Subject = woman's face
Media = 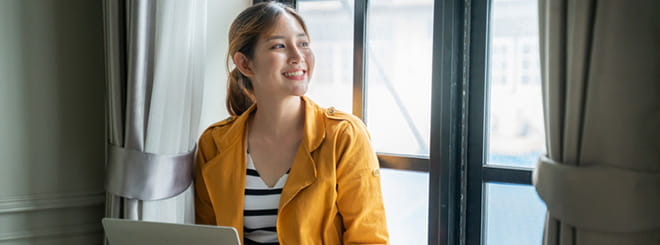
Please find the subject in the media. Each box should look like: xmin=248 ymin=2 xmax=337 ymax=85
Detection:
xmin=247 ymin=13 xmax=315 ymax=100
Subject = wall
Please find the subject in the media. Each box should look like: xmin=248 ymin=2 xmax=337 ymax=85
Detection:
xmin=200 ymin=0 xmax=251 ymax=131
xmin=0 ymin=0 xmax=106 ymax=244
xmin=0 ymin=0 xmax=249 ymax=244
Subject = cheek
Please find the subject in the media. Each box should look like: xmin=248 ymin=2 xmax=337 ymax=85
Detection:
xmin=306 ymin=52 xmax=315 ymax=74
xmin=255 ymin=53 xmax=285 ymax=75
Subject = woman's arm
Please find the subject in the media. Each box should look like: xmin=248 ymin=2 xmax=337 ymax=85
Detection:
xmin=335 ymin=120 xmax=390 ymax=244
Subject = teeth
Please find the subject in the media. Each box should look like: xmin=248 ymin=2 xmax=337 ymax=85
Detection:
xmin=284 ymin=71 xmax=304 ymax=77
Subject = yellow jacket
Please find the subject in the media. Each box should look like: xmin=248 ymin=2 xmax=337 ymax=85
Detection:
xmin=194 ymin=96 xmax=389 ymax=244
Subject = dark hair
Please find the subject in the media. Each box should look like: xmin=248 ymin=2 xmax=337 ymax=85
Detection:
xmin=225 ymin=2 xmax=310 ymax=116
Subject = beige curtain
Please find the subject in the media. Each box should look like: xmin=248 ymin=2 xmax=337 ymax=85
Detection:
xmin=533 ymin=0 xmax=660 ymax=244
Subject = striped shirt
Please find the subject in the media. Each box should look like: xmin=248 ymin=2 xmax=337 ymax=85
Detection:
xmin=244 ymin=154 xmax=289 ymax=245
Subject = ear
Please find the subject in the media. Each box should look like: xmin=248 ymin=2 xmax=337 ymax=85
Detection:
xmin=233 ymin=52 xmax=255 ymax=78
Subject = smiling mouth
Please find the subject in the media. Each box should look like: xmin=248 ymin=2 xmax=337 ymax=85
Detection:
xmin=283 ymin=70 xmax=304 ymax=76
xmin=282 ymin=70 xmax=306 ymax=80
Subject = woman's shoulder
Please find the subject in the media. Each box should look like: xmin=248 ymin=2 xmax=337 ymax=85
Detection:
xmin=208 ymin=116 xmax=237 ymax=129
xmin=196 ymin=116 xmax=240 ymax=161
xmin=319 ymin=106 xmax=370 ymax=140
xmin=323 ymin=107 xmax=361 ymax=127
xmin=198 ymin=116 xmax=237 ymax=146
xmin=304 ymin=96 xmax=359 ymax=126
xmin=202 ymin=116 xmax=236 ymax=134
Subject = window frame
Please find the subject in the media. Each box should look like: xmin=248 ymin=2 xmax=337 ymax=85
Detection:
xmin=275 ymin=0 xmax=538 ymax=244
xmin=254 ymin=0 xmax=296 ymax=8
xmin=465 ymin=0 xmax=537 ymax=244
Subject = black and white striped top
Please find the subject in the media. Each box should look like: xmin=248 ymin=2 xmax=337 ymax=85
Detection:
xmin=244 ymin=154 xmax=289 ymax=245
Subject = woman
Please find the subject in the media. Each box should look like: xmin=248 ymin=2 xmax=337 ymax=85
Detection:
xmin=194 ymin=2 xmax=389 ymax=244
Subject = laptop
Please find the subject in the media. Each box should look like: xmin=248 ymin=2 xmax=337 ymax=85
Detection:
xmin=102 ymin=218 xmax=240 ymax=245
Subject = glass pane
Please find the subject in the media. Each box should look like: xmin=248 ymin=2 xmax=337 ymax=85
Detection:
xmin=298 ymin=0 xmax=354 ymax=113
xmin=380 ymin=169 xmax=428 ymax=245
xmin=365 ymin=0 xmax=433 ymax=156
xmin=487 ymin=0 xmax=546 ymax=167
xmin=485 ymin=183 xmax=546 ymax=245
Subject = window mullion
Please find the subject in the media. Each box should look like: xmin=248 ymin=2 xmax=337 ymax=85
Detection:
xmin=466 ymin=0 xmax=491 ymax=244
xmin=482 ymin=166 xmax=533 ymax=185
xmin=377 ymin=154 xmax=429 ymax=172
xmin=428 ymin=0 xmax=467 ymax=244
xmin=256 ymin=0 xmax=296 ymax=8
xmin=352 ymin=0 xmax=367 ymax=121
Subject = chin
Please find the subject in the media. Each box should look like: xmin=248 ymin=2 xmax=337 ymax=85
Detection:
xmin=289 ymin=80 xmax=309 ymax=96
xmin=291 ymin=88 xmax=308 ymax=97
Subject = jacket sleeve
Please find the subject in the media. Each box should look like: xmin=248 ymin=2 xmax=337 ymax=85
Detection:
xmin=335 ymin=120 xmax=390 ymax=244
xmin=194 ymin=130 xmax=216 ymax=225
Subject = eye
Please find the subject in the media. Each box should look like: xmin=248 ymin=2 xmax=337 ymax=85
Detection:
xmin=300 ymin=41 xmax=310 ymax=48
xmin=271 ymin=43 xmax=285 ymax=49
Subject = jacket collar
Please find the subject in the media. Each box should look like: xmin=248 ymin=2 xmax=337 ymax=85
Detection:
xmin=212 ymin=96 xmax=326 ymax=154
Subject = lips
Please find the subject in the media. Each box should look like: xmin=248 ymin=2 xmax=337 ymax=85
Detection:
xmin=282 ymin=69 xmax=307 ymax=80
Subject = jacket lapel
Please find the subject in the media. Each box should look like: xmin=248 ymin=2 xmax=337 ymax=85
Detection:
xmin=279 ymin=96 xmax=326 ymax=210
xmin=201 ymin=105 xmax=255 ymax=239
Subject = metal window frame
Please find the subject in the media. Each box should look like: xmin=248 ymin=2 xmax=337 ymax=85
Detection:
xmin=253 ymin=0 xmax=296 ymax=8
xmin=353 ymin=0 xmax=432 ymax=174
xmin=352 ymin=0 xmax=367 ymax=122
xmin=427 ymin=0 xmax=469 ymax=244
xmin=464 ymin=0 xmax=535 ymax=244
xmin=465 ymin=0 xmax=489 ymax=243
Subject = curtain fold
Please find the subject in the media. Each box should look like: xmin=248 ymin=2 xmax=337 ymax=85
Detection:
xmin=533 ymin=0 xmax=660 ymax=244
xmin=103 ymin=0 xmax=207 ymax=226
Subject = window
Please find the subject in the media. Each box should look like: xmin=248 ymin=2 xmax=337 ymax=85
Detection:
xmin=282 ymin=0 xmax=547 ymax=244
xmin=484 ymin=183 xmax=545 ymax=245
xmin=366 ymin=0 xmax=433 ymax=157
xmin=298 ymin=0 xmax=432 ymax=244
xmin=297 ymin=0 xmax=354 ymax=113
xmin=467 ymin=0 xmax=546 ymax=244
xmin=486 ymin=0 xmax=545 ymax=169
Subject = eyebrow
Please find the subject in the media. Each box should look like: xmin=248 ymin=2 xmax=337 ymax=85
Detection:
xmin=265 ymin=33 xmax=307 ymax=41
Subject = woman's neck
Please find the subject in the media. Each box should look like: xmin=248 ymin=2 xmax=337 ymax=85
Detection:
xmin=249 ymin=96 xmax=305 ymax=140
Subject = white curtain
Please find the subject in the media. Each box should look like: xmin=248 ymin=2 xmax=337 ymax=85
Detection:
xmin=103 ymin=0 xmax=207 ymax=225
xmin=140 ymin=0 xmax=206 ymax=223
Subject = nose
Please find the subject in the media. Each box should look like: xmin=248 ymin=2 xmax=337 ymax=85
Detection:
xmin=288 ymin=46 xmax=304 ymax=64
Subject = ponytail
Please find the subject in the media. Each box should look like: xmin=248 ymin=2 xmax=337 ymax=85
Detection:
xmin=226 ymin=68 xmax=254 ymax=116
